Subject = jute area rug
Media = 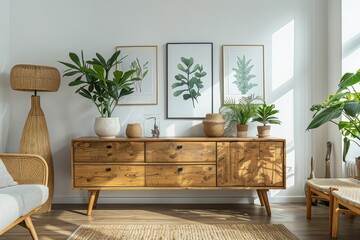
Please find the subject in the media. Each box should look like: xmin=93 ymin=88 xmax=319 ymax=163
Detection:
xmin=67 ymin=224 xmax=298 ymax=240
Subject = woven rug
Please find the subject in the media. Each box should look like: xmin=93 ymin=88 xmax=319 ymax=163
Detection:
xmin=67 ymin=224 xmax=298 ymax=240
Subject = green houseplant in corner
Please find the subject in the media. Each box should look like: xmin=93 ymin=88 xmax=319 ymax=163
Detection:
xmin=219 ymin=94 xmax=262 ymax=137
xmin=252 ymin=102 xmax=281 ymax=138
xmin=59 ymin=50 xmax=137 ymax=138
xmin=307 ymin=69 xmax=360 ymax=162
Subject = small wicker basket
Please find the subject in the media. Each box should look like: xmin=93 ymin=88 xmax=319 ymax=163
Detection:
xmin=203 ymin=114 xmax=225 ymax=137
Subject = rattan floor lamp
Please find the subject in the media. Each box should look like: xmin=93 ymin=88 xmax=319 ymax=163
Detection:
xmin=10 ymin=64 xmax=60 ymax=212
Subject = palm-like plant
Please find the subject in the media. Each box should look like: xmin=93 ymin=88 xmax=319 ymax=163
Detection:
xmin=220 ymin=94 xmax=263 ymax=125
xmin=252 ymin=103 xmax=281 ymax=126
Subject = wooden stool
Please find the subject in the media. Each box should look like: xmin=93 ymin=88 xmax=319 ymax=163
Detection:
xmin=306 ymin=178 xmax=360 ymax=234
xmin=331 ymin=188 xmax=360 ymax=238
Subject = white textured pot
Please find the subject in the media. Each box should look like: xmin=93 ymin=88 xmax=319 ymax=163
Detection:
xmin=94 ymin=117 xmax=120 ymax=138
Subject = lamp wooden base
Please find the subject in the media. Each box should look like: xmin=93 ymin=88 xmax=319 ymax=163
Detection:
xmin=20 ymin=96 xmax=54 ymax=212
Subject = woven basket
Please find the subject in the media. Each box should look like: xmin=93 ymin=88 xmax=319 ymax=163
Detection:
xmin=203 ymin=120 xmax=224 ymax=137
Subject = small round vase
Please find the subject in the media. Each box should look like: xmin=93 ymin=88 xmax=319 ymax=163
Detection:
xmin=126 ymin=123 xmax=142 ymax=138
xmin=94 ymin=117 xmax=120 ymax=138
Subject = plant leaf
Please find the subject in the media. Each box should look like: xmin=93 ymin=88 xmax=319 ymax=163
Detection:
xmin=343 ymin=101 xmax=360 ymax=117
xmin=183 ymin=94 xmax=191 ymax=100
xmin=177 ymin=64 xmax=187 ymax=73
xmin=307 ymin=104 xmax=343 ymax=130
xmin=173 ymin=89 xmax=186 ymax=97
xmin=69 ymin=52 xmax=81 ymax=67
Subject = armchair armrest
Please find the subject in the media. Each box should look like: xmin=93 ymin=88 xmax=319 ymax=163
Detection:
xmin=0 ymin=153 xmax=48 ymax=186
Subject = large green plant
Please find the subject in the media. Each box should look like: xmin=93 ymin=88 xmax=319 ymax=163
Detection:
xmin=252 ymin=103 xmax=281 ymax=126
xmin=172 ymin=57 xmax=206 ymax=108
xmin=307 ymin=70 xmax=360 ymax=161
xmin=220 ymin=94 xmax=263 ymax=125
xmin=59 ymin=50 xmax=137 ymax=117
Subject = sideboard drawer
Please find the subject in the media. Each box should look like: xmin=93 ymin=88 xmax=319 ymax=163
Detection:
xmin=145 ymin=164 xmax=216 ymax=187
xmin=73 ymin=141 xmax=144 ymax=162
xmin=73 ymin=165 xmax=145 ymax=187
xmin=146 ymin=142 xmax=216 ymax=162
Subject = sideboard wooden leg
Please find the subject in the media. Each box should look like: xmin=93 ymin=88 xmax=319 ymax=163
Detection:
xmin=93 ymin=190 xmax=100 ymax=209
xmin=261 ymin=190 xmax=271 ymax=216
xmin=87 ymin=190 xmax=98 ymax=216
xmin=257 ymin=190 xmax=265 ymax=206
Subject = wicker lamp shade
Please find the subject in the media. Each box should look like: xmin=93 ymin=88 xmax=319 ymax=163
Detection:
xmin=10 ymin=64 xmax=60 ymax=92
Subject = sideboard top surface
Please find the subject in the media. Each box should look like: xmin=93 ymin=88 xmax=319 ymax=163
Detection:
xmin=73 ymin=137 xmax=286 ymax=142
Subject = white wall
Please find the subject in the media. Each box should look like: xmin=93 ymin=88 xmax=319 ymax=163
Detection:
xmin=0 ymin=0 xmax=10 ymax=152
xmin=5 ymin=0 xmax=332 ymax=204
xmin=327 ymin=0 xmax=343 ymax=177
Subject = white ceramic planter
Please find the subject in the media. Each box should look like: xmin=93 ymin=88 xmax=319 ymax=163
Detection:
xmin=94 ymin=117 xmax=120 ymax=138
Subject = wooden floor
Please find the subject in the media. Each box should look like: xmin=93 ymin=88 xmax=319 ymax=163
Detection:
xmin=1 ymin=202 xmax=359 ymax=239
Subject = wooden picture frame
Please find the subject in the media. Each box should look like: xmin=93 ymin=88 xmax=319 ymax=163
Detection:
xmin=222 ymin=45 xmax=265 ymax=103
xmin=116 ymin=45 xmax=158 ymax=105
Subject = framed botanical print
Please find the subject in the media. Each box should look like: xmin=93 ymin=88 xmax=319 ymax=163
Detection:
xmin=116 ymin=45 xmax=158 ymax=105
xmin=166 ymin=42 xmax=213 ymax=119
xmin=222 ymin=45 xmax=264 ymax=102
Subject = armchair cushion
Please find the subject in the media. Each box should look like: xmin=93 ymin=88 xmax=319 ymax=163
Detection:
xmin=0 ymin=159 xmax=17 ymax=188
xmin=0 ymin=184 xmax=48 ymax=232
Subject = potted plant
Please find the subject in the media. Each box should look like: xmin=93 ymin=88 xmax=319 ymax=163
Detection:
xmin=59 ymin=50 xmax=138 ymax=138
xmin=307 ymin=69 xmax=360 ymax=162
xmin=219 ymin=94 xmax=262 ymax=137
xmin=252 ymin=103 xmax=281 ymax=138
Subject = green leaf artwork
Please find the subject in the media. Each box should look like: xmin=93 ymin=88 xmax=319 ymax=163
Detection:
xmin=232 ymin=55 xmax=257 ymax=94
xmin=129 ymin=58 xmax=149 ymax=93
xmin=171 ymin=57 xmax=207 ymax=108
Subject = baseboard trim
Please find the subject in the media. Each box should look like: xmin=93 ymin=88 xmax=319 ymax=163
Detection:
xmin=53 ymin=196 xmax=306 ymax=204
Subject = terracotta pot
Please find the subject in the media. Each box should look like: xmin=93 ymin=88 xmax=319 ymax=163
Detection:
xmin=126 ymin=123 xmax=142 ymax=138
xmin=257 ymin=125 xmax=271 ymax=138
xmin=236 ymin=124 xmax=248 ymax=137
xmin=94 ymin=117 xmax=120 ymax=138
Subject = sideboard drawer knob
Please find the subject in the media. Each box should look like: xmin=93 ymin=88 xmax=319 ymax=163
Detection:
xmin=176 ymin=145 xmax=183 ymax=150
xmin=106 ymin=145 xmax=112 ymax=149
xmin=105 ymin=168 xmax=112 ymax=172
xmin=177 ymin=167 xmax=183 ymax=172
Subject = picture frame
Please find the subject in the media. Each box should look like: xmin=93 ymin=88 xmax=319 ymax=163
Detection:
xmin=166 ymin=42 xmax=213 ymax=119
xmin=116 ymin=45 xmax=158 ymax=105
xmin=222 ymin=45 xmax=265 ymax=103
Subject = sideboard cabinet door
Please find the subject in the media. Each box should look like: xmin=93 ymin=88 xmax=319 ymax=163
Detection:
xmin=217 ymin=141 xmax=284 ymax=187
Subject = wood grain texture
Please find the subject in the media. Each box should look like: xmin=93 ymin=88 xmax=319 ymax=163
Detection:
xmin=73 ymin=141 xmax=144 ymax=162
xmin=146 ymin=142 xmax=216 ymax=162
xmin=217 ymin=142 xmax=284 ymax=187
xmin=216 ymin=142 xmax=231 ymax=186
xmin=75 ymin=137 xmax=286 ymax=142
xmin=146 ymin=165 xmax=216 ymax=187
xmin=19 ymin=96 xmax=53 ymax=213
xmin=73 ymin=165 xmax=145 ymax=187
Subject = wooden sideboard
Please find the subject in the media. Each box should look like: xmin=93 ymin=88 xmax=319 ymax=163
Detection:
xmin=71 ymin=137 xmax=286 ymax=216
